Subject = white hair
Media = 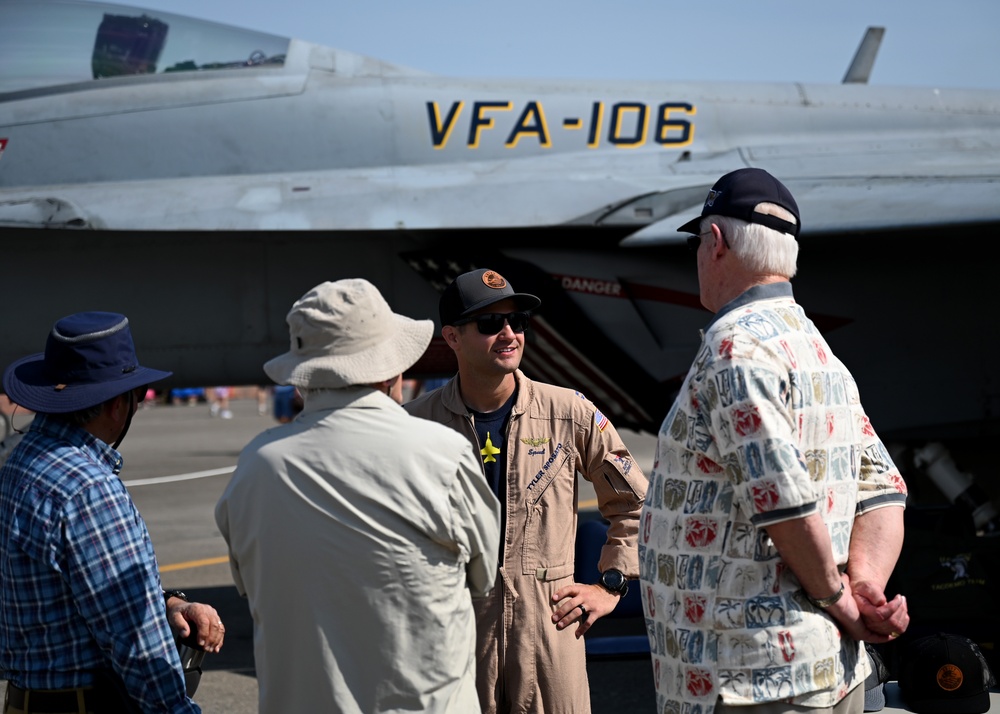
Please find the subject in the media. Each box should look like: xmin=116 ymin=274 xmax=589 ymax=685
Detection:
xmin=702 ymin=202 xmax=798 ymax=278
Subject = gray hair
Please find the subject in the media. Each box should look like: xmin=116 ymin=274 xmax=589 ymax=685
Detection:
xmin=702 ymin=202 xmax=798 ymax=278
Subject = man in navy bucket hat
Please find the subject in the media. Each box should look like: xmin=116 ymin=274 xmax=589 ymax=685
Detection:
xmin=1 ymin=312 xmax=225 ymax=713
xmin=4 ymin=312 xmax=168 ymax=427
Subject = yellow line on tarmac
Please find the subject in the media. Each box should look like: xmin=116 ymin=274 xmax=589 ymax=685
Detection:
xmin=160 ymin=555 xmax=229 ymax=573
xmin=162 ymin=500 xmax=601 ymax=574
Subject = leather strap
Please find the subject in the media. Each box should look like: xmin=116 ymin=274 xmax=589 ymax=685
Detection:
xmin=5 ymin=683 xmax=94 ymax=714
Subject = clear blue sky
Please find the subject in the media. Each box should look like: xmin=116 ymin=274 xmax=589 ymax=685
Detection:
xmin=144 ymin=0 xmax=999 ymax=89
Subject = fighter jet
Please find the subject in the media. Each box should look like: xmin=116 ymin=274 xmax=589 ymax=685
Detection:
xmin=2 ymin=0 xmax=1000 ymax=451
xmin=7 ymin=4 xmax=1000 ymax=670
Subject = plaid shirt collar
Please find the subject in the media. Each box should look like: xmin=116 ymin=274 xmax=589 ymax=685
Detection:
xmin=29 ymin=413 xmax=124 ymax=476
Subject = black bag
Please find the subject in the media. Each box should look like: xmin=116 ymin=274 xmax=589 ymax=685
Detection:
xmin=887 ymin=505 xmax=1000 ymax=674
xmin=177 ymin=640 xmax=206 ymax=698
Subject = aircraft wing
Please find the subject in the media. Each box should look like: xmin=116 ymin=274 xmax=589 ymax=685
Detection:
xmin=621 ymin=174 xmax=1000 ymax=245
xmin=0 ymin=153 xmax=655 ymax=231
xmin=4 ymin=142 xmax=1000 ymax=236
xmin=609 ymin=138 xmax=1000 ymax=244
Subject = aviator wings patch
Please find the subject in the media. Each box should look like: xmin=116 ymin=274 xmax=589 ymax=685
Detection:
xmin=520 ymin=436 xmax=551 ymax=447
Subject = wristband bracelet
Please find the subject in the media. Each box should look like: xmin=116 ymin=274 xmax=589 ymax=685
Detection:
xmin=806 ymin=582 xmax=845 ymax=609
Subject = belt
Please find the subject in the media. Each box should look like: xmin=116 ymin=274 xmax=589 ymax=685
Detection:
xmin=5 ymin=684 xmax=95 ymax=714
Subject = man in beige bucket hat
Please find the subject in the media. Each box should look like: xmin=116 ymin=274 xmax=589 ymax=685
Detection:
xmin=215 ymin=279 xmax=501 ymax=714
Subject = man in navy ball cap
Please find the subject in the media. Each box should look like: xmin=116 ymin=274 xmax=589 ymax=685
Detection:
xmin=676 ymin=166 xmax=802 ymax=238
xmin=641 ymin=168 xmax=911 ymax=713
xmin=1 ymin=312 xmax=225 ymax=712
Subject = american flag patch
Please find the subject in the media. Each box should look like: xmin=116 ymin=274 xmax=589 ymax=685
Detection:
xmin=595 ymin=408 xmax=609 ymax=432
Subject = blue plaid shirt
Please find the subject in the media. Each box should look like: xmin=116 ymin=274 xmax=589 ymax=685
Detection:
xmin=0 ymin=414 xmax=198 ymax=712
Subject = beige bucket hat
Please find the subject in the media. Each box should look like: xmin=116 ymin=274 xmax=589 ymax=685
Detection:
xmin=264 ymin=279 xmax=433 ymax=389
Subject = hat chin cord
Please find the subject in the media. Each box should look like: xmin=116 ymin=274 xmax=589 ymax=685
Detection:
xmin=8 ymin=404 xmax=26 ymax=436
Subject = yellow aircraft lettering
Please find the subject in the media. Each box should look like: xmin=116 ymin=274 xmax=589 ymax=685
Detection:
xmin=608 ymin=102 xmax=648 ymax=148
xmin=505 ymin=101 xmax=551 ymax=148
xmin=426 ymin=99 xmax=695 ymax=150
xmin=655 ymin=103 xmax=696 ymax=146
xmin=427 ymin=101 xmax=464 ymax=149
xmin=587 ymin=101 xmax=604 ymax=148
xmin=468 ymin=101 xmax=512 ymax=148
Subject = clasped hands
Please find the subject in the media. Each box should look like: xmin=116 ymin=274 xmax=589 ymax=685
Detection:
xmin=826 ymin=576 xmax=909 ymax=644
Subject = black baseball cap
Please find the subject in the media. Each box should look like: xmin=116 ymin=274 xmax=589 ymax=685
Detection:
xmin=439 ymin=269 xmax=541 ymax=326
xmin=677 ymin=167 xmax=801 ymax=238
xmin=898 ymin=633 xmax=996 ymax=714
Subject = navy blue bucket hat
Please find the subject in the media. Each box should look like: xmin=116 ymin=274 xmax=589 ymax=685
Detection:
xmin=3 ymin=312 xmax=172 ymax=414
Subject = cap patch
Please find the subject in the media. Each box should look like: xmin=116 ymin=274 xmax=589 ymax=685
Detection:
xmin=482 ymin=270 xmax=507 ymax=289
xmin=937 ymin=664 xmax=964 ymax=691
xmin=705 ymin=189 xmax=721 ymax=208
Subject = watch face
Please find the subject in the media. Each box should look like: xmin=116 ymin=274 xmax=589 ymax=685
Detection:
xmin=601 ymin=569 xmax=626 ymax=592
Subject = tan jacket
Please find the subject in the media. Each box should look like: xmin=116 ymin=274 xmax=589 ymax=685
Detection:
xmin=217 ymin=388 xmax=500 ymax=714
xmin=405 ymin=370 xmax=647 ymax=713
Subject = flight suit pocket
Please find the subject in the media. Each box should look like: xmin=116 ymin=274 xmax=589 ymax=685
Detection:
xmin=598 ymin=454 xmax=646 ymax=511
xmin=519 ymin=443 xmax=575 ymax=573
xmin=534 ymin=562 xmax=575 ymax=582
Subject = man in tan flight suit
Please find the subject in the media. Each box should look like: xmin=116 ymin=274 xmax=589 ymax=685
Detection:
xmin=405 ymin=268 xmax=648 ymax=714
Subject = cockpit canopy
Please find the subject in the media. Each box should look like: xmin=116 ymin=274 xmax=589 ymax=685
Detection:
xmin=1 ymin=0 xmax=289 ymax=95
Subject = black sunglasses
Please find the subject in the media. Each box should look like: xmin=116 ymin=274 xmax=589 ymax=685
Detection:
xmin=454 ymin=311 xmax=531 ymax=335
xmin=687 ymin=230 xmax=730 ymax=252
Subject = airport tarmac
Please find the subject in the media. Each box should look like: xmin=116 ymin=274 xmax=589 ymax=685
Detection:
xmin=1 ymin=393 xmax=660 ymax=713
xmin=5 ymin=393 xmax=995 ymax=713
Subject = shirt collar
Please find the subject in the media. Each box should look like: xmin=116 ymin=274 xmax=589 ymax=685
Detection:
xmin=299 ymin=385 xmax=397 ymax=414
xmin=31 ymin=413 xmax=124 ymax=474
xmin=705 ymin=281 xmax=794 ymax=330
xmin=444 ymin=369 xmax=529 ymax=417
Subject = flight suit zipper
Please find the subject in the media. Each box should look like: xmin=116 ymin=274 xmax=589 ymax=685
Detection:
xmin=464 ymin=410 xmax=509 ymax=711
xmin=497 ymin=407 xmax=521 ymax=712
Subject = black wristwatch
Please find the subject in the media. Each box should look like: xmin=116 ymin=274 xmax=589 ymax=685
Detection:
xmin=598 ymin=569 xmax=629 ymax=597
xmin=163 ymin=589 xmax=189 ymax=605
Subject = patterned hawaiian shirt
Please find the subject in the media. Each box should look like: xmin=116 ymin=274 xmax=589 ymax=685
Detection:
xmin=639 ymin=282 xmax=907 ymax=712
